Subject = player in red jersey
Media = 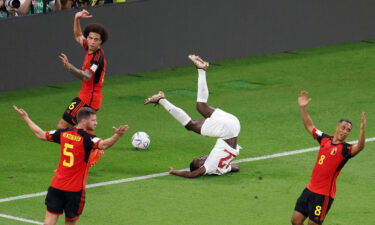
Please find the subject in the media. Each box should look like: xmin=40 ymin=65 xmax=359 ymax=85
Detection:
xmin=14 ymin=106 xmax=128 ymax=225
xmin=58 ymin=9 xmax=108 ymax=129
xmin=291 ymin=91 xmax=366 ymax=225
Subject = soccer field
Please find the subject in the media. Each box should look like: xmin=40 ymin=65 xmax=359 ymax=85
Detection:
xmin=1 ymin=41 xmax=375 ymax=225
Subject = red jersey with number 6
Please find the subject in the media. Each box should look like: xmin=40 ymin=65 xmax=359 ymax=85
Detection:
xmin=307 ymin=128 xmax=353 ymax=198
xmin=45 ymin=128 xmax=102 ymax=192
xmin=78 ymin=39 xmax=107 ymax=110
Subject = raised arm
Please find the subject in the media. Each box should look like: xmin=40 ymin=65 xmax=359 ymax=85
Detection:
xmin=13 ymin=106 xmax=47 ymax=141
xmin=169 ymin=166 xmax=206 ymax=178
xmin=298 ymin=91 xmax=315 ymax=134
xmin=74 ymin=9 xmax=92 ymax=45
xmin=59 ymin=53 xmax=92 ymax=81
xmin=350 ymin=112 xmax=366 ymax=156
xmin=98 ymin=125 xmax=129 ymax=150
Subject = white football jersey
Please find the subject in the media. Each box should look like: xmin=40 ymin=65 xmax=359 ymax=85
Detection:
xmin=203 ymin=139 xmax=241 ymax=175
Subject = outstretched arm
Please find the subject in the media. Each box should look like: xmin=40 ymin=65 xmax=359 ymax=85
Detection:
xmin=298 ymin=90 xmax=315 ymax=134
xmin=13 ymin=106 xmax=47 ymax=141
xmin=98 ymin=125 xmax=129 ymax=150
xmin=169 ymin=166 xmax=206 ymax=178
xmin=350 ymin=112 xmax=366 ymax=156
xmin=74 ymin=9 xmax=92 ymax=45
xmin=59 ymin=53 xmax=92 ymax=81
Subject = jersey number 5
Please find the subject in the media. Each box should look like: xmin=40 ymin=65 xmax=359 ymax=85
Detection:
xmin=63 ymin=143 xmax=74 ymax=167
xmin=218 ymin=150 xmax=236 ymax=169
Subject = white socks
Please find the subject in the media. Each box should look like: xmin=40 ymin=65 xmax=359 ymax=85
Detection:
xmin=197 ymin=69 xmax=209 ymax=103
xmin=159 ymin=99 xmax=192 ymax=126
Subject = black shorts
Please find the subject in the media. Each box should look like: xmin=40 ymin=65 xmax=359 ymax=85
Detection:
xmin=294 ymin=188 xmax=334 ymax=225
xmin=62 ymin=97 xmax=93 ymax=126
xmin=45 ymin=186 xmax=86 ymax=220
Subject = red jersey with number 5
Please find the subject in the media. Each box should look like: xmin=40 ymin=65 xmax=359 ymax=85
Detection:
xmin=307 ymin=128 xmax=353 ymax=198
xmin=45 ymin=128 xmax=102 ymax=192
xmin=78 ymin=39 xmax=107 ymax=110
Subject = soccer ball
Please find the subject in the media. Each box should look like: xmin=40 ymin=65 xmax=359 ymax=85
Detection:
xmin=131 ymin=132 xmax=151 ymax=150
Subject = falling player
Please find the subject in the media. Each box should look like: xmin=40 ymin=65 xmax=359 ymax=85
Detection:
xmin=144 ymin=54 xmax=240 ymax=178
xmin=14 ymin=106 xmax=128 ymax=225
xmin=291 ymin=91 xmax=366 ymax=225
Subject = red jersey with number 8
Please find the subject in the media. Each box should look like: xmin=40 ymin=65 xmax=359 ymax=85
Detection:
xmin=307 ymin=128 xmax=353 ymax=198
xmin=78 ymin=39 xmax=107 ymax=110
xmin=45 ymin=128 xmax=102 ymax=192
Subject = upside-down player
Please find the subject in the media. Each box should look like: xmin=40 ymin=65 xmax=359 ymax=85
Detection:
xmin=14 ymin=106 xmax=128 ymax=225
xmin=144 ymin=54 xmax=240 ymax=178
xmin=291 ymin=91 xmax=366 ymax=225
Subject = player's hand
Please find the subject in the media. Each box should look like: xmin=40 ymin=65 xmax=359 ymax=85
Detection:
xmin=59 ymin=53 xmax=71 ymax=71
xmin=75 ymin=9 xmax=92 ymax=19
xmin=13 ymin=105 xmax=28 ymax=118
xmin=360 ymin=112 xmax=366 ymax=130
xmin=113 ymin=125 xmax=129 ymax=136
xmin=168 ymin=167 xmax=175 ymax=174
xmin=298 ymin=90 xmax=312 ymax=107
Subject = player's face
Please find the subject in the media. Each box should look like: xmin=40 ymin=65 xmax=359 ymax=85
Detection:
xmin=87 ymin=32 xmax=102 ymax=52
xmin=85 ymin=114 xmax=97 ymax=131
xmin=335 ymin=121 xmax=352 ymax=141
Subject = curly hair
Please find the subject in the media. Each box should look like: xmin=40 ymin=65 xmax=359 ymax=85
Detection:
xmin=83 ymin=23 xmax=109 ymax=44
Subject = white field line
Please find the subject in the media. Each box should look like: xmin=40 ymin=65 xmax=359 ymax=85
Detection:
xmin=1 ymin=137 xmax=374 ymax=205
xmin=0 ymin=214 xmax=43 ymax=224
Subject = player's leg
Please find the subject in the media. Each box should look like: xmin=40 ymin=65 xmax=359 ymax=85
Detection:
xmin=307 ymin=220 xmax=320 ymax=225
xmin=64 ymin=189 xmax=85 ymax=225
xmin=188 ymin=54 xmax=215 ymax=118
xmin=291 ymin=188 xmax=310 ymax=225
xmin=65 ymin=218 xmax=79 ymax=225
xmin=307 ymin=193 xmax=333 ymax=225
xmin=145 ymin=91 xmax=205 ymax=135
xmin=57 ymin=119 xmax=74 ymax=129
xmin=44 ymin=187 xmax=64 ymax=225
xmin=44 ymin=211 xmax=59 ymax=225
xmin=291 ymin=211 xmax=306 ymax=225
xmin=59 ymin=97 xmax=86 ymax=129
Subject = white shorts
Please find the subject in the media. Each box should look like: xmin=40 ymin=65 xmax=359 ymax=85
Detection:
xmin=203 ymin=139 xmax=241 ymax=175
xmin=201 ymin=108 xmax=240 ymax=139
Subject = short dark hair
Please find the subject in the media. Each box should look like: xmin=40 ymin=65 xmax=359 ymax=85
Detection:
xmin=77 ymin=107 xmax=97 ymax=123
xmin=83 ymin=23 xmax=109 ymax=44
xmin=189 ymin=159 xmax=200 ymax=172
xmin=339 ymin=119 xmax=352 ymax=126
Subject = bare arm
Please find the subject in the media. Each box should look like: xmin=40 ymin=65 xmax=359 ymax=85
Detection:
xmin=13 ymin=106 xmax=47 ymax=141
xmin=74 ymin=9 xmax=92 ymax=45
xmin=59 ymin=53 xmax=92 ymax=81
xmin=298 ymin=90 xmax=315 ymax=134
xmin=230 ymin=164 xmax=240 ymax=172
xmin=54 ymin=0 xmax=61 ymax=12
xmin=169 ymin=166 xmax=206 ymax=178
xmin=98 ymin=125 xmax=129 ymax=150
xmin=16 ymin=0 xmax=31 ymax=15
xmin=350 ymin=112 xmax=366 ymax=156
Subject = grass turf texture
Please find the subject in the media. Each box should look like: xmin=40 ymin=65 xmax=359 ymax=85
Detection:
xmin=1 ymin=40 xmax=375 ymax=224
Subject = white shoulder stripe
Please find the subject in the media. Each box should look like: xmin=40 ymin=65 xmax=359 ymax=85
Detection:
xmin=48 ymin=130 xmax=56 ymax=135
xmin=92 ymin=137 xmax=101 ymax=143
xmin=315 ymin=129 xmax=323 ymax=136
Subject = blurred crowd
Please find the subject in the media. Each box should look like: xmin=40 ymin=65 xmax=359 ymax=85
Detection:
xmin=0 ymin=0 xmax=125 ymax=18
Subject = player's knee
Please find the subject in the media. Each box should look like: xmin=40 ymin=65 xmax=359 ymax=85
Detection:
xmin=290 ymin=217 xmax=302 ymax=225
xmin=185 ymin=121 xmax=195 ymax=131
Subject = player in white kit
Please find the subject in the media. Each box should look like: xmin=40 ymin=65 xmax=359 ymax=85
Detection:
xmin=144 ymin=54 xmax=241 ymax=178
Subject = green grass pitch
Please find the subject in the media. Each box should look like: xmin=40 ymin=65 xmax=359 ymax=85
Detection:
xmin=1 ymin=41 xmax=375 ymax=225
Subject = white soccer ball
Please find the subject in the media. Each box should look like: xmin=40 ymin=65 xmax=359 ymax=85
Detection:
xmin=131 ymin=132 xmax=151 ymax=150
